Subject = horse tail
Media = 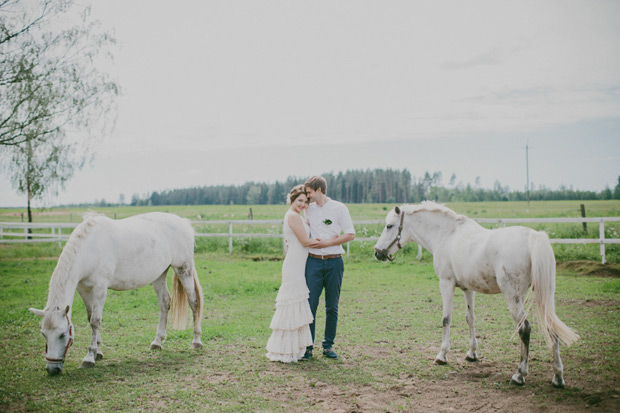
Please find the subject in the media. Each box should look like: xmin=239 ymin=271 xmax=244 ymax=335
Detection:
xmin=170 ymin=265 xmax=203 ymax=330
xmin=528 ymin=231 xmax=579 ymax=348
xmin=192 ymin=266 xmax=204 ymax=331
xmin=171 ymin=271 xmax=189 ymax=330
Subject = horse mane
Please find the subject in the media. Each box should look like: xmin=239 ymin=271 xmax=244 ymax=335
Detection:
xmin=401 ymin=201 xmax=467 ymax=223
xmin=45 ymin=212 xmax=104 ymax=311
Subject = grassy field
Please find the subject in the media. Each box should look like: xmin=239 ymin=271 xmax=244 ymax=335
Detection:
xmin=0 ymin=252 xmax=619 ymax=412
xmin=2 ymin=200 xmax=620 ymax=222
xmin=0 ymin=201 xmax=619 ymax=411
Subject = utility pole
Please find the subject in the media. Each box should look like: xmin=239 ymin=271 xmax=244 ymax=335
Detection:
xmin=525 ymin=143 xmax=532 ymax=207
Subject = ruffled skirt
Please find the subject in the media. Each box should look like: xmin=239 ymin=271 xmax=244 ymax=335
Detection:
xmin=266 ymin=293 xmax=313 ymax=363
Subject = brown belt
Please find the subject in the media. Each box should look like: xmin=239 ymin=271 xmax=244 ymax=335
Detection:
xmin=308 ymin=253 xmax=342 ymax=260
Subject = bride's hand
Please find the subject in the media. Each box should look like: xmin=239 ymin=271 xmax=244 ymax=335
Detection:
xmin=308 ymin=238 xmax=323 ymax=248
xmin=315 ymin=235 xmax=338 ymax=241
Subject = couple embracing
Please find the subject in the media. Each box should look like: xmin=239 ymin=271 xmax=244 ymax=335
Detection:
xmin=266 ymin=176 xmax=356 ymax=362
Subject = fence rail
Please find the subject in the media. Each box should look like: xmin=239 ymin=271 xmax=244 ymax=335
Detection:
xmin=1 ymin=217 xmax=619 ymax=263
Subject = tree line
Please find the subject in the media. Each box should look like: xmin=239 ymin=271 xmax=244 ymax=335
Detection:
xmin=129 ymin=169 xmax=620 ymax=206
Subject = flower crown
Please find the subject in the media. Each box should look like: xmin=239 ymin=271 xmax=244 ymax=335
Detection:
xmin=287 ymin=185 xmax=306 ymax=205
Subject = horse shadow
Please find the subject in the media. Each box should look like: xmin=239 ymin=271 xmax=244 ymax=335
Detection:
xmin=49 ymin=346 xmax=205 ymax=384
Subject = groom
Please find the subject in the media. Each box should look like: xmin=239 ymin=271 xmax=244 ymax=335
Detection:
xmin=303 ymin=176 xmax=355 ymax=360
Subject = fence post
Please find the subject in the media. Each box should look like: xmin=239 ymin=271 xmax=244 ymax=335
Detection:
xmin=580 ymin=204 xmax=587 ymax=234
xmin=228 ymin=222 xmax=233 ymax=255
xmin=600 ymin=221 xmax=606 ymax=265
xmin=58 ymin=226 xmax=62 ymax=248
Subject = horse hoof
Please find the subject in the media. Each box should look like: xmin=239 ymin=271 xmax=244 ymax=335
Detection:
xmin=510 ymin=373 xmax=525 ymax=386
xmin=80 ymin=361 xmax=95 ymax=369
xmin=434 ymin=358 xmax=447 ymax=365
xmin=191 ymin=342 xmax=203 ymax=349
xmin=465 ymin=355 xmax=478 ymax=362
xmin=552 ymin=375 xmax=565 ymax=389
xmin=150 ymin=343 xmax=162 ymax=350
xmin=95 ymin=353 xmax=104 ymax=361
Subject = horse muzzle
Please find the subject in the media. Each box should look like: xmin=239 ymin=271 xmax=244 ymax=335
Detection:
xmin=374 ymin=248 xmax=394 ymax=262
xmin=45 ymin=360 xmax=64 ymax=376
xmin=44 ymin=334 xmax=72 ymax=375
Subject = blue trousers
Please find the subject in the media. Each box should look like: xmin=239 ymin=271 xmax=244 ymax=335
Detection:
xmin=305 ymin=256 xmax=344 ymax=350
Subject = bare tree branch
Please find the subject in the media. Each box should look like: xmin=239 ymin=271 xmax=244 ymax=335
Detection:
xmin=1 ymin=0 xmax=118 ymax=215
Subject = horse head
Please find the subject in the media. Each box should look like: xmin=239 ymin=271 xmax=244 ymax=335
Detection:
xmin=29 ymin=305 xmax=74 ymax=376
xmin=374 ymin=206 xmax=406 ymax=261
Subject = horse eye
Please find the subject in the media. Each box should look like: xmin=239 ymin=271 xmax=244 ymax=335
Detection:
xmin=59 ymin=333 xmax=65 ymax=339
xmin=387 ymin=225 xmax=393 ymax=230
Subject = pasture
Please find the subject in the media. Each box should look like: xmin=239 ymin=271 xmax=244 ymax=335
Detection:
xmin=2 ymin=200 xmax=620 ymax=223
xmin=1 ymin=201 xmax=619 ymax=411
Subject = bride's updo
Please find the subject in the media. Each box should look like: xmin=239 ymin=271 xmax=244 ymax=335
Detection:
xmin=286 ymin=184 xmax=306 ymax=205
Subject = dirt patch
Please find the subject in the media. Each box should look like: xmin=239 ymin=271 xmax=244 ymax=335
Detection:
xmin=251 ymin=256 xmax=283 ymax=262
xmin=557 ymin=260 xmax=620 ymax=278
xmin=562 ymin=298 xmax=620 ymax=309
xmin=0 ymin=256 xmax=58 ymax=261
xmin=0 ymin=210 xmax=70 ymax=217
xmin=259 ymin=356 xmax=619 ymax=412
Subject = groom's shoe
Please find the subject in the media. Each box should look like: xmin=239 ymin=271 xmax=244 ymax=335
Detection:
xmin=322 ymin=348 xmax=338 ymax=359
xmin=301 ymin=349 xmax=313 ymax=361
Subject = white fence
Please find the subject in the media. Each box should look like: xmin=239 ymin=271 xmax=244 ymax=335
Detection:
xmin=1 ymin=217 xmax=619 ymax=264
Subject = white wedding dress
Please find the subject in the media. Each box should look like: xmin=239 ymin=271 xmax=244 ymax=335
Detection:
xmin=266 ymin=209 xmax=314 ymax=362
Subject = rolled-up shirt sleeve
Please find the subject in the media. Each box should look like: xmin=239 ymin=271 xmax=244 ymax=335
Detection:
xmin=340 ymin=205 xmax=355 ymax=235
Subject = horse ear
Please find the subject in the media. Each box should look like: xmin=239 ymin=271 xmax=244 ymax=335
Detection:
xmin=63 ymin=305 xmax=70 ymax=316
xmin=29 ymin=308 xmax=45 ymax=317
xmin=394 ymin=206 xmax=401 ymax=215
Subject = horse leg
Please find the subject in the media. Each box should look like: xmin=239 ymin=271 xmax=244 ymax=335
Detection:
xmin=95 ymin=331 xmax=103 ymax=360
xmin=435 ymin=278 xmax=455 ymax=365
xmin=505 ymin=294 xmax=530 ymax=386
xmin=551 ymin=337 xmax=565 ymax=388
xmin=175 ymin=264 xmax=203 ymax=349
xmin=150 ymin=269 xmax=171 ymax=350
xmin=80 ymin=286 xmax=108 ymax=369
xmin=463 ymin=290 xmax=478 ymax=362
xmin=77 ymin=286 xmax=104 ymax=363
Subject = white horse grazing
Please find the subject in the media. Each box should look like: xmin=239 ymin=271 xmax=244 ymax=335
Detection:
xmin=29 ymin=212 xmax=204 ymax=375
xmin=374 ymin=202 xmax=579 ymax=388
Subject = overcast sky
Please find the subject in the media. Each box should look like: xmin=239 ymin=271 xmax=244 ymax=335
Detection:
xmin=1 ymin=0 xmax=619 ymax=207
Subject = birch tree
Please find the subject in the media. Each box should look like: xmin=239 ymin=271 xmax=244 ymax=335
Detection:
xmin=1 ymin=0 xmax=118 ymax=216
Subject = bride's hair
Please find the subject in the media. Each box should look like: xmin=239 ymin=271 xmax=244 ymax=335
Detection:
xmin=286 ymin=184 xmax=307 ymax=205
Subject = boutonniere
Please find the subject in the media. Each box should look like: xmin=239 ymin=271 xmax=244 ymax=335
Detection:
xmin=323 ymin=219 xmax=332 ymax=225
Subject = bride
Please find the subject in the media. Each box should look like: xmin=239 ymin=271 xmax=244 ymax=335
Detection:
xmin=266 ymin=185 xmax=315 ymax=362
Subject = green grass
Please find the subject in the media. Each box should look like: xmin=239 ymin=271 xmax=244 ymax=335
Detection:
xmin=2 ymin=200 xmax=619 ymax=222
xmin=0 ymin=251 xmax=619 ymax=411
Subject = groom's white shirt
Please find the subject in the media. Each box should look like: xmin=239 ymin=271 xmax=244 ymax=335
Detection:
xmin=306 ymin=198 xmax=355 ymax=256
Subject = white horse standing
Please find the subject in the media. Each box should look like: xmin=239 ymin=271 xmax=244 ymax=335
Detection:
xmin=374 ymin=202 xmax=579 ymax=388
xmin=29 ymin=212 xmax=204 ymax=375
